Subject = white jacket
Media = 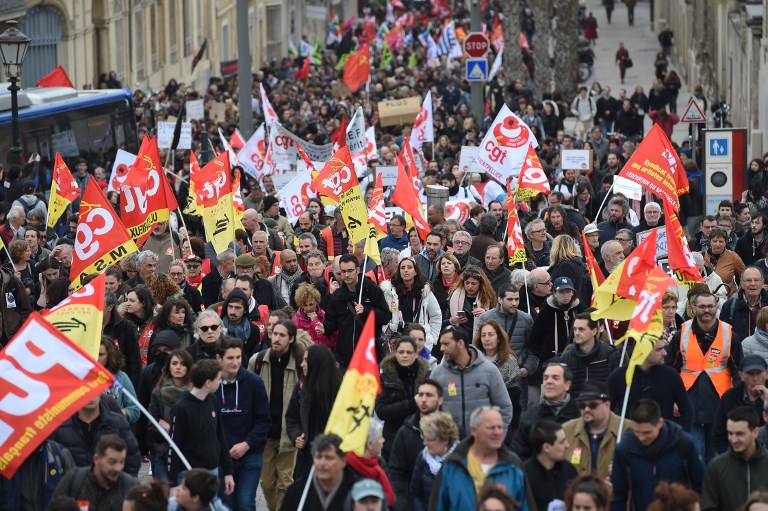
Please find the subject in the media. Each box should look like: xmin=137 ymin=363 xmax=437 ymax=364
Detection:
xmin=380 ymin=280 xmax=442 ymax=351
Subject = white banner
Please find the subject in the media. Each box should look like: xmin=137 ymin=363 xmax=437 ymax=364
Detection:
xmin=157 ymin=121 xmax=192 ymax=150
xmin=473 ymin=104 xmax=537 ymax=184
xmin=459 ymin=146 xmax=485 ymax=174
xmin=365 ymin=126 xmax=378 ymax=161
xmin=346 ymin=107 xmax=366 ymax=155
xmin=614 ymin=174 xmax=643 ymax=201
xmin=185 ymin=99 xmax=205 ymax=121
xmin=409 ymin=91 xmax=434 ymax=150
xmin=278 ymin=168 xmax=317 ymax=223
xmin=238 ymin=123 xmax=267 ymax=179
xmin=260 ymin=83 xmax=279 ymax=126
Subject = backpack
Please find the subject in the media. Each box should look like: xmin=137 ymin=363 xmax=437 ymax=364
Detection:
xmin=622 ymin=427 xmax=692 ymax=492
xmin=19 ymin=196 xmax=42 ymax=215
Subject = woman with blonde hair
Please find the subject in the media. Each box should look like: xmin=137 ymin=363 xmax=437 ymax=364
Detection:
xmin=410 ymin=411 xmax=460 ymax=511
xmin=447 ymin=265 xmax=496 ymax=335
xmin=549 ymin=234 xmax=588 ymax=301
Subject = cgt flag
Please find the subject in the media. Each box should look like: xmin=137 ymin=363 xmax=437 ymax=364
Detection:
xmin=506 ymin=193 xmax=527 ymax=264
xmin=514 ymin=143 xmax=550 ymax=200
xmin=621 ymin=310 xmax=665 ymax=385
xmin=196 ymin=152 xmax=237 ymax=255
xmin=663 ymin=197 xmax=704 ymax=285
xmin=474 ymin=104 xmax=538 ymax=185
xmin=324 ymin=313 xmax=381 ymax=455
xmin=581 ymin=229 xmax=606 ymax=307
xmin=391 ymin=152 xmax=429 ymax=241
xmin=48 ymin=153 xmax=81 ymax=228
xmin=618 ymin=124 xmax=689 ymax=212
xmin=409 ymin=91 xmax=434 ymax=151
xmin=0 ymin=312 xmax=114 ymax=478
xmin=43 ymin=272 xmax=106 ymax=360
xmin=260 ymin=83 xmax=279 ymax=126
xmin=72 ymin=179 xmax=138 ymax=290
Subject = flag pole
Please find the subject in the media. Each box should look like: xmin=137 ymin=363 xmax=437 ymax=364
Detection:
xmin=595 ymin=183 xmax=614 ymax=221
xmin=358 ymin=254 xmax=368 ymax=305
xmin=604 ymin=319 xmax=615 ymax=346
xmin=523 ymin=271 xmax=531 ymax=314
xmin=616 ymin=383 xmax=632 ymax=444
xmin=297 ymin=465 xmax=316 ymax=510
xmin=114 ymin=379 xmax=192 ymax=470
xmin=618 ymin=334 xmax=629 ymax=367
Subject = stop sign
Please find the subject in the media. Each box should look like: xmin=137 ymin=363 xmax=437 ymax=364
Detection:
xmin=464 ymin=32 xmax=489 ymax=58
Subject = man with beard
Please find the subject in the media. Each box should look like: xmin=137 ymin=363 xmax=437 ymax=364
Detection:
xmin=387 ymin=379 xmax=445 ymax=510
xmin=545 ymin=205 xmax=581 ymax=240
xmin=51 ymin=435 xmax=138 ymax=510
xmin=667 ymin=291 xmax=744 ymax=462
xmin=219 ymin=289 xmax=261 ymax=361
xmin=440 ymin=171 xmax=482 ymax=203
xmin=293 ymin=213 xmax=321 ymax=247
xmin=488 ymin=200 xmax=508 ymax=242
xmin=289 ymin=249 xmax=329 ymax=309
xmin=414 ymin=232 xmax=444 ymax=282
xmin=736 ymin=212 xmax=768 ymax=266
xmin=315 ymin=254 xmax=391 ymax=370
xmin=451 ymin=230 xmax=482 ymax=269
xmin=597 ymin=197 xmax=633 ymax=244
xmin=599 ymin=240 xmax=625 ymax=277
xmin=295 ymin=232 xmax=317 ymax=271
xmin=269 ymin=249 xmax=303 ymax=305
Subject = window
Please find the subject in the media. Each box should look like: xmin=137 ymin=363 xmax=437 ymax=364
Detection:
xmin=266 ymin=5 xmax=281 ymax=61
xmin=134 ymin=7 xmax=144 ymax=80
xmin=183 ymin=0 xmax=192 ymax=56
xmin=221 ymin=21 xmax=230 ymax=61
xmin=150 ymin=6 xmax=157 ymax=71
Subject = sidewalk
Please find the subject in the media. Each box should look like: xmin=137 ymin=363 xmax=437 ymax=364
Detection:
xmin=574 ymin=0 xmax=693 ymax=145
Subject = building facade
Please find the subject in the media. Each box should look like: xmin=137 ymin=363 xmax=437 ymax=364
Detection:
xmin=0 ymin=0 xmax=356 ymax=93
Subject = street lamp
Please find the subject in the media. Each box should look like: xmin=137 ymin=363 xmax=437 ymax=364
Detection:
xmin=0 ymin=20 xmax=30 ymax=165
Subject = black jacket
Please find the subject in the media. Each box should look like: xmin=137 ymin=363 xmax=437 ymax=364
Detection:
xmin=49 ymin=401 xmax=141 ymax=476
xmin=720 ymin=289 xmax=768 ymax=339
xmin=388 ymin=413 xmax=426 ymax=511
xmin=524 ymin=457 xmax=578 ymax=511
xmin=735 ymin=231 xmax=768 ymax=267
xmin=201 ymin=269 xmax=229 ymax=308
xmin=219 ymin=288 xmax=261 ymax=360
xmin=321 ymin=276 xmax=392 ymax=366
xmin=375 ymin=355 xmax=430 ymax=461
xmin=555 ymin=341 xmax=622 ymax=395
xmin=712 ymin=381 xmax=766 ymax=454
xmin=528 ymin=296 xmax=586 ymax=382
xmin=513 ymin=397 xmax=581 ymax=459
xmin=281 ymin=465 xmax=357 ymax=511
xmin=168 ymin=391 xmax=234 ymax=484
xmin=103 ymin=308 xmax=142 ymax=386
xmin=181 ymin=281 xmax=204 ymax=313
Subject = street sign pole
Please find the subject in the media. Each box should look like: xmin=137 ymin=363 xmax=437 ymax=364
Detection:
xmin=470 ymin=1 xmax=483 ymax=124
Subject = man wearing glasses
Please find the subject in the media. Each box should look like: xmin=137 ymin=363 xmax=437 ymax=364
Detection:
xmin=519 ymin=268 xmax=552 ymax=317
xmin=562 ymin=381 xmax=630 ymax=481
xmin=666 ymin=291 xmax=744 ymax=462
xmin=379 ymin=214 xmax=409 ymax=252
xmin=524 ymin=218 xmax=552 ymax=267
xmin=614 ymin=228 xmax=635 ymax=258
xmin=720 ymin=266 xmax=768 ymax=339
xmin=451 ymin=230 xmax=481 ymax=269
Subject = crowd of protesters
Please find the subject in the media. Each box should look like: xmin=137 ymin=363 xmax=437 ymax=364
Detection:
xmin=5 ymin=1 xmax=768 ymax=511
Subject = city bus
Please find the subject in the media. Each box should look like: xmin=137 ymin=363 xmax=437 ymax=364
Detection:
xmin=0 ymin=85 xmax=139 ymax=170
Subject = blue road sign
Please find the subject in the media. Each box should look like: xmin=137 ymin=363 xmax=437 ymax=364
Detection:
xmin=709 ymin=138 xmax=729 ymax=157
xmin=465 ymin=59 xmax=488 ymax=82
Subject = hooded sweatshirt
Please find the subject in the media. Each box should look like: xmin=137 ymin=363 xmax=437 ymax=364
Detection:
xmin=219 ymin=288 xmax=261 ymax=360
xmin=214 ymin=366 xmax=271 ymax=454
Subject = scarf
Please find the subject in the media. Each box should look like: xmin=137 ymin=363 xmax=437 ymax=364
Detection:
xmin=423 ymin=441 xmax=458 ymax=475
xmin=346 ymin=453 xmax=396 ymax=506
xmin=223 ymin=315 xmax=252 ymax=341
xmin=159 ymin=377 xmax=189 ymax=422
xmin=441 ymin=273 xmax=458 ymax=288
xmin=542 ymin=394 xmax=571 ymax=415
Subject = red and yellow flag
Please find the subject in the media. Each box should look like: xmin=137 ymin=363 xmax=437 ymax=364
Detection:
xmin=391 ymin=153 xmax=429 ymax=241
xmin=343 ymin=46 xmax=371 ymax=93
xmin=0 ymin=313 xmax=114 ymax=478
xmin=506 ymin=193 xmax=527 ymax=263
xmin=663 ymin=197 xmax=703 ymax=285
xmin=72 ymin=180 xmax=139 ymax=290
xmin=43 ymin=272 xmax=106 ymax=359
xmin=514 ymin=143 xmax=550 ymax=200
xmin=48 ymin=153 xmax=81 ymax=228
xmin=232 ymin=170 xmax=245 ymax=225
xmin=615 ymin=229 xmax=659 ymax=301
xmin=581 ymin=229 xmax=605 ymax=307
xmin=120 ymin=135 xmax=178 ymax=246
xmin=324 ymin=313 xmax=381 ymax=455
xmin=623 ymin=310 xmax=664 ymax=385
xmin=368 ymin=172 xmax=388 ymax=238
xmin=197 ymin=152 xmax=237 ymax=254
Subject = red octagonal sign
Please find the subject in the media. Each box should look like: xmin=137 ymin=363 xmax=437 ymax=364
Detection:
xmin=464 ymin=32 xmax=489 ymax=58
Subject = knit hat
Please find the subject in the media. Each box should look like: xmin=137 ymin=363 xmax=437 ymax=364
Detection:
xmin=263 ymin=195 xmax=279 ymax=211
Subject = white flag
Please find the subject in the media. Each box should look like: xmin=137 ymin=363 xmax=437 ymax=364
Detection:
xmin=217 ymin=127 xmax=240 ymax=169
xmin=488 ymin=48 xmax=503 ymax=82
xmin=410 ymin=91 xmax=434 ymax=150
xmin=473 ymin=104 xmax=538 ymax=184
xmin=365 ymin=126 xmax=378 ymax=161
xmin=108 ymin=149 xmax=137 ymax=192
xmin=260 ymin=83 xmax=279 ymax=126
xmin=238 ymin=123 xmax=267 ymax=179
xmin=346 ymin=107 xmax=367 ymax=155
xmin=278 ymin=168 xmax=317 ymax=223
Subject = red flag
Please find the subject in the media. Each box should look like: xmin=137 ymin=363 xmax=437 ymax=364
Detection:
xmin=619 ymin=124 xmax=688 ymax=211
xmin=310 ymin=146 xmax=360 ymax=203
xmin=391 ymin=154 xmax=429 ymax=241
xmin=400 ymin=141 xmax=422 ymax=196
xmin=230 ymin=129 xmax=246 ymax=151
xmin=195 ymin=152 xmax=233 ymax=208
xmin=506 ymin=193 xmax=526 ymax=263
xmin=293 ymin=56 xmax=311 ymax=79
xmin=368 ymin=173 xmax=388 ymax=237
xmin=628 ymin=266 xmax=676 ymax=333
xmin=72 ymin=180 xmax=139 ymax=289
xmin=582 ymin=229 xmax=606 ymax=307
xmin=343 ymin=46 xmax=371 ymax=93
xmin=615 ymin=229 xmax=659 ymax=300
xmin=331 ymin=118 xmax=349 ymax=149
xmin=36 ymin=66 xmax=74 ymax=88
xmin=431 ymin=0 xmax=452 ymax=20
xmin=514 ymin=143 xmax=551 ymax=199
xmin=120 ymin=135 xmax=176 ymax=246
xmin=49 ymin=153 xmax=81 ymax=229
xmin=663 ymin=197 xmax=704 ymax=284
xmin=0 ymin=313 xmax=114 ymax=478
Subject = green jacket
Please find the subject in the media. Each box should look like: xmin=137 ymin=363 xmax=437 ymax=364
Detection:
xmin=562 ymin=412 xmax=633 ymax=481
xmin=701 ymin=440 xmax=768 ymax=511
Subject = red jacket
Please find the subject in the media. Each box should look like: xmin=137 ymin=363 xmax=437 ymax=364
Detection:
xmin=293 ymin=308 xmax=336 ymax=348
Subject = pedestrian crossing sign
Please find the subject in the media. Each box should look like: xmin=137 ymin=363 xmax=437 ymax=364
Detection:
xmin=465 ymin=58 xmax=488 ymax=82
xmin=709 ymin=138 xmax=728 ymax=157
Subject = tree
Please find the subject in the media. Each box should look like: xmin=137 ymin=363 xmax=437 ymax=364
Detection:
xmin=500 ymin=1 xmax=526 ymax=89
xmin=528 ymin=2 xmax=551 ymax=103
xmin=552 ymin=0 xmax=580 ymax=99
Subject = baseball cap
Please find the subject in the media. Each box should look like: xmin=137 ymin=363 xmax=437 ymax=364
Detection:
xmin=584 ymin=224 xmax=601 ymax=235
xmin=577 ymin=381 xmax=610 ymax=402
xmin=740 ymin=354 xmax=768 ymax=373
xmin=184 ymin=255 xmax=202 ymax=264
xmin=351 ymin=479 xmax=385 ymax=502
xmin=22 ymin=180 xmax=35 ymax=191
xmin=553 ymin=277 xmax=575 ymax=292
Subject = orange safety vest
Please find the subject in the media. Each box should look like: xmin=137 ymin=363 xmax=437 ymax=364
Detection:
xmin=320 ymin=227 xmax=335 ymax=260
xmin=679 ymin=320 xmax=734 ymax=397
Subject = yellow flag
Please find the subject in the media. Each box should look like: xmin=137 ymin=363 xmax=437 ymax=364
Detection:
xmin=619 ymin=310 xmax=664 ymax=385
xmin=590 ymin=259 xmax=638 ymax=321
xmin=49 ymin=153 xmax=81 ymax=228
xmin=198 ymin=153 xmax=237 ymax=254
xmin=325 ymin=314 xmax=380 ymax=455
xmin=43 ymin=272 xmax=106 ymax=359
xmin=183 ymin=179 xmax=202 ymax=217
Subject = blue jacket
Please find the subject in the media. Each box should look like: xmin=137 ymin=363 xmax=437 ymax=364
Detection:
xmin=0 ymin=440 xmax=74 ymax=511
xmin=719 ymin=289 xmax=768 ymax=339
xmin=428 ymin=437 xmax=532 ymax=511
xmin=213 ymin=366 xmax=271 ymax=454
xmin=380 ymin=232 xmax=409 ymax=252
xmin=610 ymin=421 xmax=705 ymax=511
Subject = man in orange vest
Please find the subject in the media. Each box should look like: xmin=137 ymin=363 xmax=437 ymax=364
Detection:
xmin=318 ymin=207 xmax=349 ymax=261
xmin=666 ymin=290 xmax=744 ymax=462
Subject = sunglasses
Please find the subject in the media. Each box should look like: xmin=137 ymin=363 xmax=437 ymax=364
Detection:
xmin=579 ymin=400 xmax=605 ymax=410
xmin=199 ymin=324 xmax=221 ymax=332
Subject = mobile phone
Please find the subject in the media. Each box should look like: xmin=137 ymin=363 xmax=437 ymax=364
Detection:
xmin=457 ymin=311 xmax=467 ymax=318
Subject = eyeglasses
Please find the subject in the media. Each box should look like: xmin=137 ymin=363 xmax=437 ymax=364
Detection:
xmin=662 ymin=305 xmax=677 ymax=311
xmin=537 ymin=280 xmax=552 ymax=286
xmin=169 ymin=272 xmax=185 ymax=277
xmin=531 ymin=229 xmax=547 ymax=234
xmin=453 ymin=240 xmax=470 ymax=245
xmin=199 ymin=324 xmax=221 ymax=332
xmin=615 ymin=238 xmax=631 ymax=242
xmin=579 ymin=400 xmax=605 ymax=410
